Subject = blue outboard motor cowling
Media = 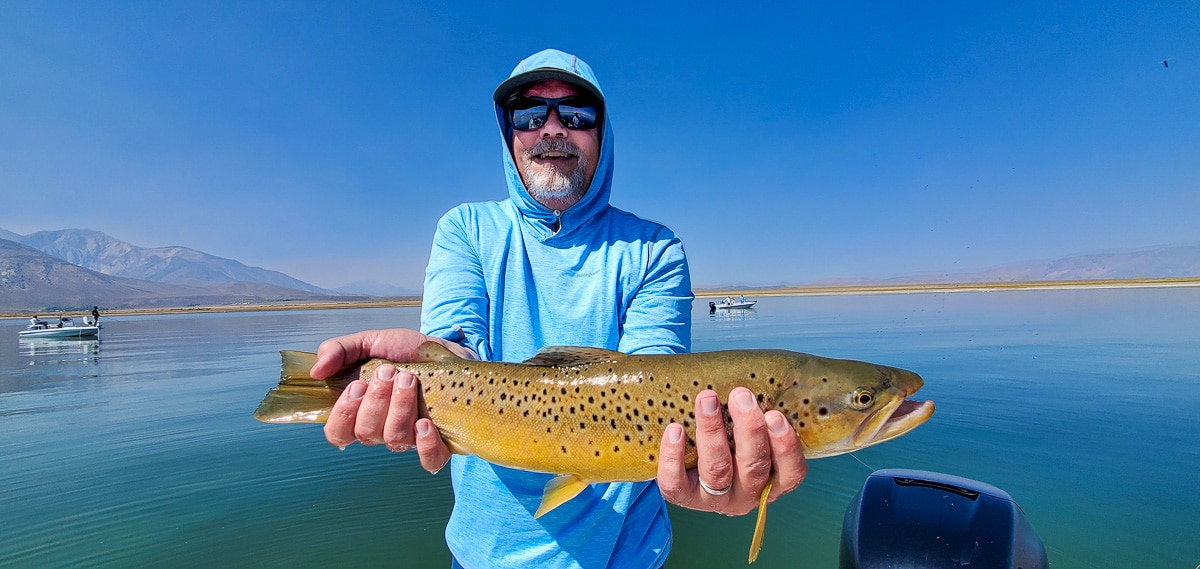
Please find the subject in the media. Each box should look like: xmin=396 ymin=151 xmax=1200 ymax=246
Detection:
xmin=840 ymin=469 xmax=1048 ymax=569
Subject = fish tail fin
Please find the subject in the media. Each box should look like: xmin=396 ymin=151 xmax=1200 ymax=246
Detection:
xmin=534 ymin=474 xmax=591 ymax=518
xmin=253 ymin=350 xmax=356 ymax=424
xmin=748 ymin=476 xmax=773 ymax=563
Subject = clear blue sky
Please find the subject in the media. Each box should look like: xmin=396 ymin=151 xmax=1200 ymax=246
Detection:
xmin=1 ymin=1 xmax=1196 ymax=291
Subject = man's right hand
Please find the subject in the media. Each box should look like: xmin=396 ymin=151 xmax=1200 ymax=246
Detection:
xmin=314 ymin=329 xmax=475 ymax=474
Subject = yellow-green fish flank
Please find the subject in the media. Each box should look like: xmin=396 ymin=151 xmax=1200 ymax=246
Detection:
xmin=254 ymin=342 xmax=934 ymax=563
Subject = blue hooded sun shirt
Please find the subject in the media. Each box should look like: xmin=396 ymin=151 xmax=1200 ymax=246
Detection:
xmin=419 ymin=50 xmax=694 ymax=569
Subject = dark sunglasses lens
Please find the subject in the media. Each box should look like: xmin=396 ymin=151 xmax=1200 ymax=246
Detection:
xmin=557 ymin=104 xmax=597 ymax=130
xmin=511 ymin=105 xmax=550 ymax=131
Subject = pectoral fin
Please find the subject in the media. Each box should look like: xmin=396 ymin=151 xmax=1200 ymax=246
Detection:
xmin=534 ymin=474 xmax=590 ymax=518
xmin=748 ymin=476 xmax=774 ymax=563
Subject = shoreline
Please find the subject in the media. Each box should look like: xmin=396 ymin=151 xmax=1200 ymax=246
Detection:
xmin=3 ymin=277 xmax=1198 ymax=320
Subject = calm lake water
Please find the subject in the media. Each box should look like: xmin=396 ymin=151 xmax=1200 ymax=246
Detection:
xmin=2 ymin=287 xmax=1198 ymax=568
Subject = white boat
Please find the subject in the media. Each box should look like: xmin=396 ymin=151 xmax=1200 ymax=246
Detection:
xmin=710 ymin=297 xmax=758 ymax=310
xmin=19 ymin=316 xmax=100 ymax=339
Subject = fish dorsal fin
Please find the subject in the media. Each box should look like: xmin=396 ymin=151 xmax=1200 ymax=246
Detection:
xmin=522 ymin=346 xmax=625 ymax=367
xmin=414 ymin=341 xmax=461 ymax=363
xmin=534 ymin=473 xmax=591 ymax=518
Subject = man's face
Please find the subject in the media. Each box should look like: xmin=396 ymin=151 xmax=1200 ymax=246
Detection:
xmin=509 ymin=79 xmax=601 ymax=211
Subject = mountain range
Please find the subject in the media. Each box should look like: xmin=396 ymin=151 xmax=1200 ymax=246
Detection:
xmin=0 ymin=228 xmax=375 ymax=313
xmin=2 ymin=227 xmax=1197 ymax=314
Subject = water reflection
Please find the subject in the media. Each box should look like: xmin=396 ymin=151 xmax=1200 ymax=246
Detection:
xmin=708 ymin=307 xmax=758 ymax=321
xmin=19 ymin=337 xmax=101 ymax=358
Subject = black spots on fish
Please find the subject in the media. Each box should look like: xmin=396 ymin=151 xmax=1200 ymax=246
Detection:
xmin=623 ymin=393 xmax=631 ymax=401
xmin=524 ymin=410 xmax=530 ymax=417
xmin=647 ymin=398 xmax=654 ymax=407
xmin=569 ymin=406 xmax=577 ymax=414
xmin=768 ymin=377 xmax=776 ymax=385
xmin=681 ymin=393 xmax=689 ymax=402
xmin=665 ymin=382 xmax=672 ymax=390
xmin=500 ymin=393 xmax=507 ymax=400
xmin=546 ymin=427 xmax=551 ymax=433
xmin=649 ymin=375 xmax=655 ymax=382
xmin=579 ymin=422 xmax=586 ymax=429
xmin=562 ymin=445 xmax=568 ymax=454
xmin=595 ymin=450 xmax=601 ymax=457
xmin=756 ymin=394 xmax=765 ymax=404
xmin=466 ymin=398 xmax=472 ymax=406
xmin=561 ymin=387 xmax=567 ymax=395
xmin=624 ymin=434 xmax=631 ymax=441
xmin=821 ymin=377 xmax=828 ymax=383
xmin=648 ymin=453 xmax=656 ymax=461
xmin=818 ymin=407 xmax=829 ymax=416
xmin=600 ymin=402 xmax=608 ymax=410
xmin=750 ymin=372 xmax=756 ymax=379
xmin=613 ymin=445 xmax=620 ymax=453
xmin=554 ymin=415 xmax=560 ymax=422
xmin=688 ymin=411 xmax=696 ymax=420
xmin=587 ymin=396 xmax=595 ymax=404
xmin=610 ymin=419 xmax=618 ymax=429
xmin=803 ymin=398 xmax=810 ymax=405
xmin=692 ymin=380 xmax=700 ymax=387
xmin=706 ymin=384 xmax=714 ymax=391
xmin=798 ymin=421 xmax=806 ymax=429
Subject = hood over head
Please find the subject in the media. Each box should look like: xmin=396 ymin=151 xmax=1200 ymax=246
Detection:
xmin=494 ymin=49 xmax=614 ymax=240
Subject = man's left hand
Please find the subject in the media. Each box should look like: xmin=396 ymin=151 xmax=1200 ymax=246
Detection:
xmin=656 ymin=387 xmax=807 ymax=515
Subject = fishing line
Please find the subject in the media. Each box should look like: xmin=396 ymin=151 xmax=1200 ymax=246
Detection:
xmin=847 ymin=452 xmax=876 ymax=472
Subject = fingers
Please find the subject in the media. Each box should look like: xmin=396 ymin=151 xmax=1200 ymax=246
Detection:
xmin=310 ymin=329 xmax=478 ymax=380
xmin=657 ymin=388 xmax=807 ymax=516
xmin=382 ymin=368 xmax=419 ymax=451
xmin=727 ymin=388 xmax=773 ymax=514
xmin=321 ymin=364 xmax=452 ymax=474
xmin=764 ymin=410 xmax=807 ymax=502
xmin=311 ymin=331 xmax=373 ymax=379
xmin=415 ymin=419 xmax=451 ymax=474
xmin=656 ymin=422 xmax=692 ymax=507
xmin=324 ymin=379 xmax=367 ymax=447
xmin=694 ymin=389 xmax=735 ymax=501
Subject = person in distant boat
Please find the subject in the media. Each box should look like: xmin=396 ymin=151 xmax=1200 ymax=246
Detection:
xmin=30 ymin=315 xmax=45 ymax=328
xmin=309 ymin=49 xmax=806 ymax=569
xmin=92 ymin=306 xmax=100 ymax=325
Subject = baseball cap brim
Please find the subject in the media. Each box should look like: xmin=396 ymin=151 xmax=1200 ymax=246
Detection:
xmin=493 ymin=68 xmax=605 ymax=106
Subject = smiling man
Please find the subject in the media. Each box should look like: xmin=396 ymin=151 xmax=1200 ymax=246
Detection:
xmin=311 ymin=49 xmax=806 ymax=569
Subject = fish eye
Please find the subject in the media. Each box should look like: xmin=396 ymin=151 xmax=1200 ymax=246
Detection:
xmin=850 ymin=389 xmax=874 ymax=409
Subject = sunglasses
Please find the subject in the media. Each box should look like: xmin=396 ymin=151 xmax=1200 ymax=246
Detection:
xmin=508 ymin=96 xmax=599 ymax=131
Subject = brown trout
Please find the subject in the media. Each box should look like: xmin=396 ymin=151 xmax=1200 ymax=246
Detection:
xmin=254 ymin=342 xmax=934 ymax=563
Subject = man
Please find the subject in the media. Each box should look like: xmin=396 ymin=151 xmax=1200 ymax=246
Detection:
xmin=313 ymin=49 xmax=806 ymax=568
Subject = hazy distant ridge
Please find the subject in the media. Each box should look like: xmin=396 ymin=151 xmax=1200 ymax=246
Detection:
xmin=14 ymin=229 xmax=327 ymax=292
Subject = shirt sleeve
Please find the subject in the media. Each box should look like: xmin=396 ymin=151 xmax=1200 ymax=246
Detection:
xmin=420 ymin=207 xmax=492 ymax=360
xmin=618 ymin=228 xmax=693 ymax=356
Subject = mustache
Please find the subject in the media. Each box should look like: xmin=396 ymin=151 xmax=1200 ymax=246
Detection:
xmin=523 ymin=137 xmax=582 ymax=158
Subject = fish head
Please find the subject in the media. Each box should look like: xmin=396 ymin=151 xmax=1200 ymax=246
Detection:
xmin=776 ymin=356 xmax=934 ymax=458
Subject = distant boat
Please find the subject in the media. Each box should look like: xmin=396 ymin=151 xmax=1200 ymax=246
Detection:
xmin=19 ymin=316 xmax=100 ymax=339
xmin=710 ymin=297 xmax=758 ymax=311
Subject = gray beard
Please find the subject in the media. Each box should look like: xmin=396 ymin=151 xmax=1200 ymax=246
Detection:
xmin=518 ymin=138 xmax=590 ymax=205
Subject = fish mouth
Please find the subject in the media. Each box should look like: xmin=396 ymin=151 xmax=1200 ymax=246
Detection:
xmin=852 ymin=397 xmax=935 ymax=448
